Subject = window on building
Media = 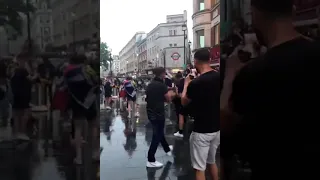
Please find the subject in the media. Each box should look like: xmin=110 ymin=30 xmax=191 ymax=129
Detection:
xmin=173 ymin=30 xmax=177 ymax=35
xmin=199 ymin=0 xmax=205 ymax=11
xmin=169 ymin=44 xmax=172 ymax=47
xmin=214 ymin=24 xmax=220 ymax=45
xmin=196 ymin=30 xmax=205 ymax=48
xmin=174 ymin=43 xmax=177 ymax=47
xmin=169 ymin=30 xmax=172 ymax=36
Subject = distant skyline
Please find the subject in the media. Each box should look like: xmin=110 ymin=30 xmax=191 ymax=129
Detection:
xmin=100 ymin=0 xmax=193 ymax=55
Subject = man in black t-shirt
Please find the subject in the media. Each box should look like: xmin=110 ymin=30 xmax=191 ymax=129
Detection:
xmin=145 ymin=67 xmax=176 ymax=168
xmin=225 ymin=0 xmax=320 ymax=179
xmin=181 ymin=49 xmax=220 ymax=180
xmin=11 ymin=53 xmax=37 ymax=141
xmin=104 ymin=80 xmax=112 ymax=109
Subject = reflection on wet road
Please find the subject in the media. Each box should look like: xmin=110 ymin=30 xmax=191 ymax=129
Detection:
xmin=0 ymin=111 xmax=98 ymax=180
xmin=100 ymin=98 xmax=209 ymax=180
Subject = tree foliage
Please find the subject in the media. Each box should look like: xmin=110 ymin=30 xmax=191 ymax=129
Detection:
xmin=100 ymin=42 xmax=113 ymax=70
xmin=0 ymin=0 xmax=36 ymax=35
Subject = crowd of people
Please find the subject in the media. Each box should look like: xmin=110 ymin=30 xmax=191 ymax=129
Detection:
xmin=100 ymin=76 xmax=141 ymax=118
xmin=0 ymin=52 xmax=101 ymax=165
xmin=145 ymin=49 xmax=220 ymax=180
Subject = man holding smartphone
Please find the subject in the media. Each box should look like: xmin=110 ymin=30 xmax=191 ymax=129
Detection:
xmin=182 ymin=49 xmax=220 ymax=180
xmin=225 ymin=0 xmax=320 ymax=179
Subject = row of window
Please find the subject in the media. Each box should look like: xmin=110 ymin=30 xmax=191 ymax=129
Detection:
xmin=195 ymin=24 xmax=220 ymax=49
xmin=197 ymin=0 xmax=220 ymax=11
xmin=147 ymin=34 xmax=158 ymax=43
xmin=196 ymin=29 xmax=205 ymax=48
xmin=138 ymin=54 xmax=147 ymax=61
xmin=169 ymin=30 xmax=177 ymax=36
xmin=148 ymin=46 xmax=159 ymax=57
xmin=138 ymin=44 xmax=147 ymax=54
xmin=147 ymin=29 xmax=178 ymax=43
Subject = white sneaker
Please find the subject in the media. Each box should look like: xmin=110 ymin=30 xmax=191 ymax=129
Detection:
xmin=135 ymin=112 xmax=140 ymax=117
xmin=174 ymin=132 xmax=184 ymax=138
xmin=166 ymin=145 xmax=173 ymax=156
xmin=106 ymin=106 xmax=111 ymax=110
xmin=146 ymin=161 xmax=163 ymax=168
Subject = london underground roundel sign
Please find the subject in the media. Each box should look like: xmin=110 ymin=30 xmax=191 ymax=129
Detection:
xmin=171 ymin=52 xmax=180 ymax=61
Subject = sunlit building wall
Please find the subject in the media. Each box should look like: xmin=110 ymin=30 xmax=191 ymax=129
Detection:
xmin=192 ymin=0 xmax=213 ymax=50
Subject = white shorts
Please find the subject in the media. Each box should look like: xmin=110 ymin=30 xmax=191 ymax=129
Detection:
xmin=189 ymin=131 xmax=220 ymax=171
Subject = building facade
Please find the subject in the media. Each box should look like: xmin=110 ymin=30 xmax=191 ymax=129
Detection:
xmin=192 ymin=0 xmax=213 ymax=50
xmin=0 ymin=0 xmax=53 ymax=56
xmin=51 ymin=0 xmax=99 ymax=51
xmin=118 ymin=12 xmax=190 ymax=74
xmin=193 ymin=0 xmax=220 ymax=66
xmin=137 ymin=37 xmax=147 ymax=74
xmin=118 ymin=32 xmax=146 ymax=75
xmin=111 ymin=55 xmax=120 ymax=75
xmin=211 ymin=0 xmax=220 ymax=66
xmin=146 ymin=12 xmax=190 ymax=74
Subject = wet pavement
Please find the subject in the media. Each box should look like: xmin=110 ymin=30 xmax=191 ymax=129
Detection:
xmin=100 ymin=97 xmax=219 ymax=180
xmin=0 ymin=111 xmax=98 ymax=180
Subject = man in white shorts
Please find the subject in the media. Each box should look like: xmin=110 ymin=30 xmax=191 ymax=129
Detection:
xmin=182 ymin=49 xmax=220 ymax=180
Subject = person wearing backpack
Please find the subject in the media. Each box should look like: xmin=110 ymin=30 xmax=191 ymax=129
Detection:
xmin=64 ymin=55 xmax=99 ymax=164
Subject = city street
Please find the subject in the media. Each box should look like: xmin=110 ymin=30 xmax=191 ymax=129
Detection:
xmin=100 ymin=96 xmax=218 ymax=180
xmin=0 ymin=111 xmax=98 ymax=180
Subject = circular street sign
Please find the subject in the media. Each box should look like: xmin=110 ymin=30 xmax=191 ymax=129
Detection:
xmin=171 ymin=52 xmax=180 ymax=61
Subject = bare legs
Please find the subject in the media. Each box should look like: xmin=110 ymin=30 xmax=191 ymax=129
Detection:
xmin=195 ymin=163 xmax=219 ymax=180
xmin=12 ymin=108 xmax=30 ymax=140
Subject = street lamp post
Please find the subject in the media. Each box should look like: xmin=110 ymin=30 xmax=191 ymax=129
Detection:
xmin=71 ymin=13 xmax=76 ymax=52
xmin=182 ymin=24 xmax=187 ymax=69
xmin=26 ymin=0 xmax=32 ymax=50
xmin=136 ymin=53 xmax=139 ymax=75
xmin=188 ymin=41 xmax=192 ymax=64
xmin=109 ymin=54 xmax=113 ymax=77
xmin=160 ymin=49 xmax=166 ymax=69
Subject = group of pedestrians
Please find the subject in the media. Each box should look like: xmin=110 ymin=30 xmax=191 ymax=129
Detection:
xmin=100 ymin=76 xmax=140 ymax=118
xmin=145 ymin=49 xmax=220 ymax=180
xmin=0 ymin=51 xmax=101 ymax=164
xmin=0 ymin=52 xmax=53 ymax=141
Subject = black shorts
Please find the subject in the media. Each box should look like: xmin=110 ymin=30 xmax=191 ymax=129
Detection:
xmin=105 ymin=92 xmax=112 ymax=98
xmin=126 ymin=95 xmax=136 ymax=102
xmin=70 ymin=98 xmax=97 ymax=121
xmin=173 ymin=97 xmax=186 ymax=116
xmin=12 ymin=95 xmax=30 ymax=109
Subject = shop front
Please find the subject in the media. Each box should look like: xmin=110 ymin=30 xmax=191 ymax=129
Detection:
xmin=210 ymin=45 xmax=220 ymax=67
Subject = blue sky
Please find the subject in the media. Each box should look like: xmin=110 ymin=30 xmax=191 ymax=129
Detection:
xmin=100 ymin=0 xmax=193 ymax=54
